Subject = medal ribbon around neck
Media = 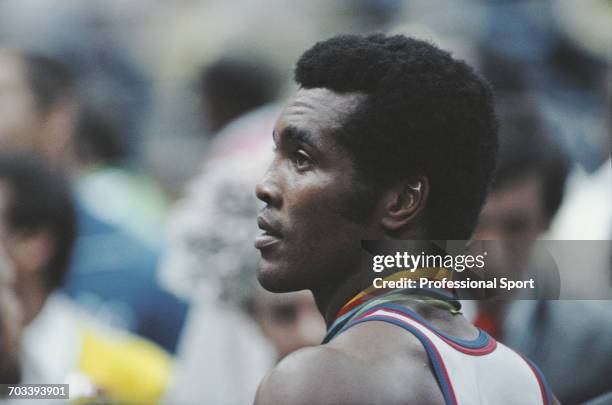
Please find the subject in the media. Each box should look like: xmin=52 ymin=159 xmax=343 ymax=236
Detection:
xmin=323 ymin=268 xmax=461 ymax=344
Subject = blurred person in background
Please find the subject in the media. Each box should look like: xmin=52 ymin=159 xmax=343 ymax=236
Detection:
xmin=252 ymin=288 xmax=325 ymax=362
xmin=476 ymin=0 xmax=611 ymax=248
xmin=0 ymin=0 xmax=170 ymax=243
xmin=0 ymin=153 xmax=171 ymax=404
xmin=0 ymin=48 xmax=188 ymax=354
xmin=197 ymin=56 xmax=281 ymax=137
xmin=470 ymin=98 xmax=612 ymax=404
xmin=147 ymin=54 xmax=285 ymax=199
xmin=0 ymin=0 xmax=153 ymax=158
xmin=74 ymin=105 xmax=169 ymax=249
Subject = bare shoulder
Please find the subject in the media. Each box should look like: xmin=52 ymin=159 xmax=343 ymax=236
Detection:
xmin=254 ymin=345 xmax=357 ymax=405
xmin=254 ymin=322 xmax=445 ymax=405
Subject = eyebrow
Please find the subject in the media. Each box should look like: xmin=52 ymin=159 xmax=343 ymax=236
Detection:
xmin=274 ymin=126 xmax=317 ymax=150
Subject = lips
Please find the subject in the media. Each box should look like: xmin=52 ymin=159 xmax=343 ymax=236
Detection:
xmin=255 ymin=215 xmax=283 ymax=249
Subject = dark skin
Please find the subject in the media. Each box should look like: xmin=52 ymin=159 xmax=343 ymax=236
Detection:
xmin=254 ymin=88 xmax=481 ymax=405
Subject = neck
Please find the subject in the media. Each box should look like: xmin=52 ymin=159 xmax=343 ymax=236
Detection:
xmin=311 ymin=239 xmax=440 ymax=327
xmin=313 ymin=271 xmax=363 ymax=327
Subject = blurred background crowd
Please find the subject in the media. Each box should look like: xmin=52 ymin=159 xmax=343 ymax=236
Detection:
xmin=0 ymin=0 xmax=610 ymax=404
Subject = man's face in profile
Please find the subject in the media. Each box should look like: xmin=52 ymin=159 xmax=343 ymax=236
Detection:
xmin=255 ymin=88 xmax=377 ymax=293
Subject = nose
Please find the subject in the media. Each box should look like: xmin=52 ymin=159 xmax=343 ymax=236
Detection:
xmin=255 ymin=165 xmax=282 ymax=208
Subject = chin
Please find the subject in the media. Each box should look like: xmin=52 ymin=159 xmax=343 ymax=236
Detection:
xmin=256 ymin=258 xmax=305 ymax=293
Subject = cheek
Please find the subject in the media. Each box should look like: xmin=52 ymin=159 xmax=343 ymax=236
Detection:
xmin=287 ymin=181 xmax=360 ymax=245
xmin=286 ymin=169 xmax=359 ymax=226
xmin=282 ymin=178 xmax=364 ymax=276
xmin=258 ymin=168 xmax=366 ymax=291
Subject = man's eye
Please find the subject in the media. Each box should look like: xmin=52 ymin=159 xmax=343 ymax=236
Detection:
xmin=291 ymin=150 xmax=312 ymax=170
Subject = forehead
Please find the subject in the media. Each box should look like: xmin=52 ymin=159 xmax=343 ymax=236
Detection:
xmin=274 ymin=88 xmax=366 ymax=144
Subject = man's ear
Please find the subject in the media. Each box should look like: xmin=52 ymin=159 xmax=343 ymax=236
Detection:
xmin=8 ymin=230 xmax=53 ymax=277
xmin=379 ymin=176 xmax=429 ymax=233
